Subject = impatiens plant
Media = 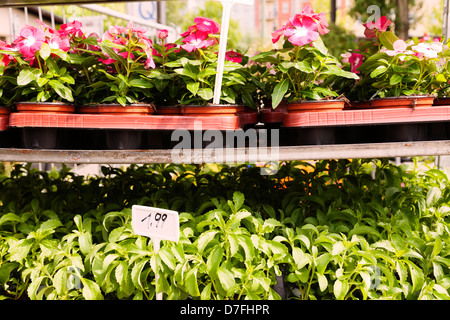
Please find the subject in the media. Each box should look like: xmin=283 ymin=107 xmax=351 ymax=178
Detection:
xmin=251 ymin=5 xmax=358 ymax=109
xmin=350 ymin=16 xmax=448 ymax=100
xmin=86 ymin=22 xmax=156 ymax=106
xmin=4 ymin=21 xmax=77 ymax=103
xmin=150 ymin=17 xmax=258 ymax=107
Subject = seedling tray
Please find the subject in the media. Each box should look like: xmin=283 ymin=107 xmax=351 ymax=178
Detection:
xmin=9 ymin=112 xmax=258 ymax=130
xmin=283 ymin=105 xmax=450 ymax=127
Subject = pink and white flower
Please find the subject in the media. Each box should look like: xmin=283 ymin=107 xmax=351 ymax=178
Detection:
xmin=348 ymin=53 xmax=364 ymax=73
xmin=412 ymin=42 xmax=441 ymax=59
xmin=283 ymin=16 xmax=319 ymax=46
xmin=296 ymin=5 xmax=329 ymax=35
xmin=381 ymin=39 xmax=414 ymax=59
xmin=181 ymin=31 xmax=218 ymax=52
xmin=13 ymin=25 xmax=45 ymax=58
xmin=272 ymin=6 xmax=327 ymax=45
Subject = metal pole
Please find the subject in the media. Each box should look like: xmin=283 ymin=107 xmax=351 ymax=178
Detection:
xmin=443 ymin=0 xmax=450 ymax=41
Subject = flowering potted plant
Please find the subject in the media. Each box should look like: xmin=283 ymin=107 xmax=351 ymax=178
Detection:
xmin=4 ymin=21 xmax=80 ymax=114
xmin=80 ymin=22 xmax=156 ymax=115
xmin=251 ymin=5 xmax=358 ymax=113
xmin=151 ymin=17 xmax=258 ymax=117
xmin=0 ymin=40 xmax=19 ymax=113
xmin=354 ymin=16 xmax=442 ymax=108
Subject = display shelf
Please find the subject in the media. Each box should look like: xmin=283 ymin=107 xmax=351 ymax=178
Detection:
xmin=283 ymin=105 xmax=450 ymax=127
xmin=0 ymin=140 xmax=449 ymax=164
xmin=8 ymin=112 xmax=258 ymax=130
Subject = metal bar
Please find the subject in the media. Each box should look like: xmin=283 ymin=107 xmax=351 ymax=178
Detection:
xmin=77 ymin=3 xmax=177 ymax=34
xmin=24 ymin=6 xmax=28 ymax=24
xmin=50 ymin=5 xmax=55 ymax=28
xmin=1 ymin=140 xmax=450 ymax=164
xmin=444 ymin=0 xmax=450 ymax=41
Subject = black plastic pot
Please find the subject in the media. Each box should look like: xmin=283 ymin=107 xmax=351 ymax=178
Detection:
xmin=22 ymin=128 xmax=59 ymax=149
xmin=105 ymin=130 xmax=144 ymax=150
xmin=384 ymin=123 xmax=429 ymax=142
xmin=298 ymin=127 xmax=336 ymax=145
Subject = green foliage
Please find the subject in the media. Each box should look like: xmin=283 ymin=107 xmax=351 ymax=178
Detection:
xmin=1 ymin=160 xmax=450 ymax=300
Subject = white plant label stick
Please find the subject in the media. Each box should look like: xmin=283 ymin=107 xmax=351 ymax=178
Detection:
xmin=131 ymin=205 xmax=180 ymax=300
xmin=213 ymin=0 xmax=255 ymax=105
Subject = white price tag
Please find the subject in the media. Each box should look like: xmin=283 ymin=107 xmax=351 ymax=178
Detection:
xmin=132 ymin=205 xmax=179 ymax=300
xmin=132 ymin=205 xmax=179 ymax=242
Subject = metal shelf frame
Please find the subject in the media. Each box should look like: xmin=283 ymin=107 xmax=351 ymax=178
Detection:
xmin=1 ymin=0 xmax=450 ymax=163
xmin=1 ymin=140 xmax=449 ymax=164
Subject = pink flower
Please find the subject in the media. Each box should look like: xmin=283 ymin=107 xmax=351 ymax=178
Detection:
xmin=58 ymin=20 xmax=84 ymax=38
xmin=0 ymin=41 xmax=12 ymax=67
xmin=138 ymin=37 xmax=155 ymax=69
xmin=157 ymin=29 xmax=168 ymax=40
xmin=363 ymin=16 xmax=392 ymax=38
xmin=283 ymin=16 xmax=319 ymax=46
xmin=180 ymin=25 xmax=197 ymax=38
xmin=181 ymin=31 xmax=218 ymax=52
xmin=13 ymin=25 xmax=46 ymax=58
xmin=125 ymin=22 xmax=147 ymax=37
xmin=49 ymin=35 xmax=70 ymax=52
xmin=381 ymin=39 xmax=414 ymax=58
xmin=297 ymin=5 xmax=329 ymax=35
xmin=193 ymin=17 xmax=220 ymax=35
xmin=348 ymin=53 xmax=364 ymax=73
xmin=225 ymin=51 xmax=243 ymax=63
xmin=272 ymin=21 xmax=293 ymax=44
xmin=340 ymin=52 xmax=352 ymax=64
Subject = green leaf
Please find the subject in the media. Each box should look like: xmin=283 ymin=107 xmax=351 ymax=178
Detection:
xmin=390 ymin=74 xmax=403 ymax=85
xmin=158 ymin=246 xmax=176 ymax=270
xmin=292 ymin=247 xmax=311 ymax=269
xmin=187 ymin=82 xmax=200 ymax=96
xmin=379 ymin=31 xmax=399 ymax=50
xmin=9 ymin=238 xmax=34 ymax=263
xmin=318 ymin=274 xmax=328 ymax=292
xmin=197 ymin=88 xmax=213 ymax=101
xmin=17 ymin=68 xmax=42 ymax=86
xmin=40 ymin=42 xmax=51 ymax=60
xmin=218 ymin=266 xmax=236 ymax=295
xmin=79 ymin=231 xmax=92 ymax=256
xmin=370 ymin=65 xmax=388 ymax=78
xmin=81 ymin=278 xmax=104 ymax=300
xmin=0 ymin=213 xmax=22 ymax=227
xmin=333 ymin=279 xmax=349 ymax=300
xmin=185 ymin=269 xmax=200 ymax=296
xmin=196 ymin=230 xmax=219 ymax=253
xmin=232 ymin=191 xmax=245 ymax=213
xmin=348 ymin=225 xmax=381 ymax=239
xmin=53 ymin=268 xmax=67 ymax=295
xmin=316 ymin=253 xmax=333 ymax=275
xmin=129 ymin=78 xmax=153 ymax=88
xmin=312 ymin=37 xmax=328 ymax=55
xmin=426 ymin=186 xmax=441 ymax=207
xmin=0 ymin=262 xmax=19 ymax=284
xmin=206 ymin=245 xmax=223 ymax=277
xmin=271 ymin=78 xmax=290 ymax=109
